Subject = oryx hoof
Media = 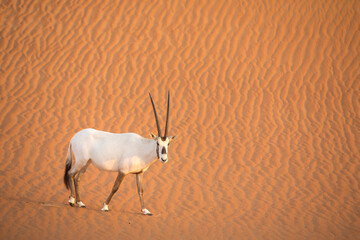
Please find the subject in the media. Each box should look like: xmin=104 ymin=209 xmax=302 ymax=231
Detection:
xmin=101 ymin=203 xmax=109 ymax=212
xmin=68 ymin=197 xmax=75 ymax=207
xmin=142 ymin=209 xmax=152 ymax=216
xmin=77 ymin=201 xmax=86 ymax=208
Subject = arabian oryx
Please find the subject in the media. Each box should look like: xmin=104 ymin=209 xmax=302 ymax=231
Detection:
xmin=63 ymin=92 xmax=175 ymax=215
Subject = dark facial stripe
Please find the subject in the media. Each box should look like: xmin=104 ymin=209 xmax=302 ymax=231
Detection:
xmin=161 ymin=147 xmax=167 ymax=154
xmin=156 ymin=143 xmax=160 ymax=159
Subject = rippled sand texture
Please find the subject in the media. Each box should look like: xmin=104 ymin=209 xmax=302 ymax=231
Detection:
xmin=0 ymin=0 xmax=359 ymax=239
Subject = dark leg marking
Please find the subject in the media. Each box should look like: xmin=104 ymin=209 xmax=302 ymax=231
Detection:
xmin=73 ymin=162 xmax=90 ymax=207
xmin=136 ymin=173 xmax=145 ymax=211
xmin=104 ymin=172 xmax=126 ymax=207
xmin=136 ymin=173 xmax=152 ymax=216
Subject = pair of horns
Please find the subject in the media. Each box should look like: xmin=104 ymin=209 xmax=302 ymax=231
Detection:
xmin=149 ymin=92 xmax=170 ymax=138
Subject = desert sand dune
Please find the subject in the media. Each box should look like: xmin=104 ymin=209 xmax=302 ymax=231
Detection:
xmin=0 ymin=0 xmax=359 ymax=239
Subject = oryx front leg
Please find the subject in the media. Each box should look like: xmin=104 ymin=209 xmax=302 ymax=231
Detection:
xmin=102 ymin=172 xmax=126 ymax=211
xmin=136 ymin=172 xmax=152 ymax=215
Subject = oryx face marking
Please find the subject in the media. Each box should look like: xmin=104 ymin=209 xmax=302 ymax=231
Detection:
xmin=157 ymin=137 xmax=170 ymax=163
xmin=149 ymin=92 xmax=176 ymax=164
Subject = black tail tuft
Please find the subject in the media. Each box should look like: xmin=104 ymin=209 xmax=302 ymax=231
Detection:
xmin=64 ymin=161 xmax=72 ymax=190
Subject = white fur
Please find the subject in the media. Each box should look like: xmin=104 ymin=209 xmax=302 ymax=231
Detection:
xmin=69 ymin=196 xmax=75 ymax=204
xmin=142 ymin=208 xmax=152 ymax=215
xmin=67 ymin=128 xmax=174 ymax=213
xmin=69 ymin=129 xmax=160 ymax=175
xmin=101 ymin=203 xmax=109 ymax=211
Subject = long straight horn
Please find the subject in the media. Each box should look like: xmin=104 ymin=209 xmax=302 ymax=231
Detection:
xmin=149 ymin=93 xmax=162 ymax=137
xmin=164 ymin=91 xmax=170 ymax=138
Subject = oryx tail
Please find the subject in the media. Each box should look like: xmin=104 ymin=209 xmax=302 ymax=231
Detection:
xmin=64 ymin=144 xmax=73 ymax=190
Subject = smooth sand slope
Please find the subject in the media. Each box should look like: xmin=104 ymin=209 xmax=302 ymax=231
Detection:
xmin=0 ymin=0 xmax=359 ymax=239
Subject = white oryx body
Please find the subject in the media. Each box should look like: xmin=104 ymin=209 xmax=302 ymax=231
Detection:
xmin=70 ymin=129 xmax=159 ymax=174
xmin=63 ymin=93 xmax=175 ymax=215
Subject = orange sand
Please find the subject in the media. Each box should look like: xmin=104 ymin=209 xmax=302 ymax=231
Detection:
xmin=0 ymin=0 xmax=359 ymax=239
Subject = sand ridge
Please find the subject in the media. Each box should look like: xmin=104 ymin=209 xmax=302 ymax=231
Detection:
xmin=0 ymin=0 xmax=359 ymax=239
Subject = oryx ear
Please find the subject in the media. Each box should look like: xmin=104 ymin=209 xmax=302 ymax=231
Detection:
xmin=169 ymin=135 xmax=176 ymax=142
xmin=150 ymin=133 xmax=158 ymax=140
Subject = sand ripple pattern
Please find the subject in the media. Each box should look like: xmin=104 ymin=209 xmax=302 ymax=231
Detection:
xmin=0 ymin=0 xmax=359 ymax=239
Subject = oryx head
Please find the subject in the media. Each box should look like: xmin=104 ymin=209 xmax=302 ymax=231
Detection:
xmin=149 ymin=92 xmax=176 ymax=163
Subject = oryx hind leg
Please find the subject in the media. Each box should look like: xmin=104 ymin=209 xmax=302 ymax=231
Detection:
xmin=68 ymin=173 xmax=76 ymax=207
xmin=101 ymin=172 xmax=126 ymax=211
xmin=73 ymin=161 xmax=91 ymax=208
